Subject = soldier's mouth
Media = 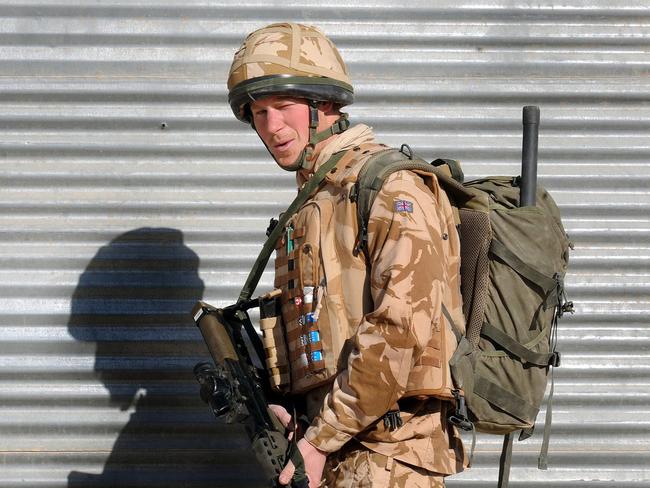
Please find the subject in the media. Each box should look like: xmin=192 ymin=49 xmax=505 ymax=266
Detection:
xmin=273 ymin=139 xmax=294 ymax=152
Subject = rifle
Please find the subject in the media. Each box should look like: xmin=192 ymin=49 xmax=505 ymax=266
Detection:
xmin=192 ymin=295 xmax=308 ymax=488
xmin=191 ymin=151 xmax=348 ymax=487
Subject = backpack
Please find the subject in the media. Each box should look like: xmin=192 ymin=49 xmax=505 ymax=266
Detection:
xmin=353 ymin=145 xmax=573 ymax=487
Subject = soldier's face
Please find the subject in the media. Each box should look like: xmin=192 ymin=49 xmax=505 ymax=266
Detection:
xmin=250 ymin=96 xmax=311 ymax=169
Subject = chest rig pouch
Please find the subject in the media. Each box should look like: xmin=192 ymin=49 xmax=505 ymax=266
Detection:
xmin=272 ymin=199 xmax=341 ymax=394
xmin=235 ymin=150 xmax=356 ymax=395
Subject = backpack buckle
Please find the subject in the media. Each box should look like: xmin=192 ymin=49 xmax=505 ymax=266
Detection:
xmin=550 ymin=352 xmax=561 ymax=368
xmin=561 ymin=300 xmax=575 ymax=316
xmin=449 ymin=389 xmax=473 ymax=432
xmin=383 ymin=410 xmax=403 ymax=431
xmin=353 ymin=221 xmax=368 ymax=257
xmin=349 ymin=182 xmax=359 ymax=203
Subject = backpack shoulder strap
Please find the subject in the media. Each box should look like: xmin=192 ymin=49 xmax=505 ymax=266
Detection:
xmin=432 ymin=157 xmax=465 ymax=183
xmin=353 ymin=145 xmax=472 ymax=255
xmin=353 ymin=147 xmax=434 ymax=254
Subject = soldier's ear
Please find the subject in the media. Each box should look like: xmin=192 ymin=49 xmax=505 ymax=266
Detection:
xmin=317 ymin=101 xmax=336 ymax=115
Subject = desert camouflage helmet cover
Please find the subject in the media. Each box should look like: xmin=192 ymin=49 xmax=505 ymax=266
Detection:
xmin=227 ymin=23 xmax=354 ymax=122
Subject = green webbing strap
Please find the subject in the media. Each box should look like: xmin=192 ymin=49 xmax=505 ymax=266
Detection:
xmin=497 ymin=433 xmax=514 ymax=488
xmin=538 ymin=366 xmax=555 ymax=470
xmin=441 ymin=303 xmax=479 ymax=468
xmin=481 ymin=322 xmax=554 ymax=367
xmin=489 ymin=238 xmax=557 ymax=296
xmin=441 ymin=303 xmax=463 ymax=344
xmin=284 ymin=440 xmax=309 ymax=487
xmin=356 ymin=150 xmax=435 ymax=235
xmin=354 ymin=148 xmax=475 ymax=256
xmin=358 ymin=151 xmax=470 ymax=210
xmin=432 ymin=158 xmax=465 ymax=183
xmin=474 ymin=375 xmax=539 ymax=422
xmin=237 ymin=151 xmax=346 ymax=305
xmin=310 ymin=113 xmax=350 ymax=145
xmin=464 ymin=423 xmax=477 ymax=468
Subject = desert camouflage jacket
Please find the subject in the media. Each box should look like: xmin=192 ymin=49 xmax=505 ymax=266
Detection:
xmin=274 ymin=125 xmax=466 ymax=475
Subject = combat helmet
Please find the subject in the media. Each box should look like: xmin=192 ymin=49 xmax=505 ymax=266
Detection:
xmin=227 ymin=23 xmax=354 ymax=170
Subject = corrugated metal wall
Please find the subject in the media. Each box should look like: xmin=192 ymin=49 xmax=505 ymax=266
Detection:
xmin=1 ymin=1 xmax=648 ymax=486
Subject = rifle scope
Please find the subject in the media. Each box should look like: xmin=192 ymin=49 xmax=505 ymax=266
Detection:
xmin=193 ymin=362 xmax=232 ymax=418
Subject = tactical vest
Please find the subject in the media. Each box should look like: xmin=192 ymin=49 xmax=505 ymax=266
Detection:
xmin=261 ymin=144 xmax=463 ymax=398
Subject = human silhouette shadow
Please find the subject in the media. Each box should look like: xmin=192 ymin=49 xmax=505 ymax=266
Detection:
xmin=66 ymin=228 xmax=265 ymax=487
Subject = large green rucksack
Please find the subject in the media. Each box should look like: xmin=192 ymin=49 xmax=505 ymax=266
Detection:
xmin=353 ymin=145 xmax=573 ymax=487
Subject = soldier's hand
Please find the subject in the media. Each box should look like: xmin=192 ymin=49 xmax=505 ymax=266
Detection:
xmin=278 ymin=438 xmax=326 ymax=488
xmin=269 ymin=404 xmax=295 ymax=441
xmin=269 ymin=404 xmax=292 ymax=428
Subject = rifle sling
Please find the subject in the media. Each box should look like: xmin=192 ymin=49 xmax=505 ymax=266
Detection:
xmin=285 ymin=440 xmax=309 ymax=487
xmin=237 ymin=151 xmax=347 ymax=305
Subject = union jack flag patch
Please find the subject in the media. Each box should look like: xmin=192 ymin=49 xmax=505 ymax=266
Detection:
xmin=394 ymin=199 xmax=414 ymax=213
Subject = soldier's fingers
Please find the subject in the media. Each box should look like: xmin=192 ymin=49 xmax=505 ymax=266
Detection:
xmin=278 ymin=460 xmax=295 ymax=486
xmin=269 ymin=404 xmax=292 ymax=428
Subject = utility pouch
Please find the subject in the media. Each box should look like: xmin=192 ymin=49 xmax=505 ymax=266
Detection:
xmin=259 ymin=291 xmax=290 ymax=392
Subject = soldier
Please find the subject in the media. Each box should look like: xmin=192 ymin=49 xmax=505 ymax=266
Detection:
xmin=227 ymin=23 xmax=467 ymax=487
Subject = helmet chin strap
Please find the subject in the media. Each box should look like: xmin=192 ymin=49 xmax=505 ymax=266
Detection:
xmin=253 ymin=101 xmax=350 ymax=172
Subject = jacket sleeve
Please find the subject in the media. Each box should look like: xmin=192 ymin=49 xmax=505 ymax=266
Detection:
xmin=303 ymin=170 xmax=450 ymax=453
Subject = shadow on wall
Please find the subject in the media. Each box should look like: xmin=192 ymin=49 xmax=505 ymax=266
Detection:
xmin=64 ymin=228 xmax=262 ymax=487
